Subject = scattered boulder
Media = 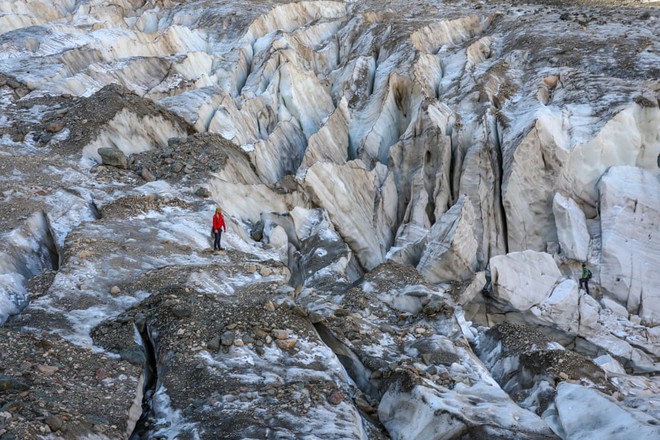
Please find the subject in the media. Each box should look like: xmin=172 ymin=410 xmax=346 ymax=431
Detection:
xmin=97 ymin=147 xmax=128 ymax=169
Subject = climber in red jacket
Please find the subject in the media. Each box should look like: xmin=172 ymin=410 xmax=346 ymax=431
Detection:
xmin=212 ymin=207 xmax=226 ymax=250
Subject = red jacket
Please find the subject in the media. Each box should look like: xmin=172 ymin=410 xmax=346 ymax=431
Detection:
xmin=213 ymin=213 xmax=226 ymax=231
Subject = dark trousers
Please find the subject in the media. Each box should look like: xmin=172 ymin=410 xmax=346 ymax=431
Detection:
xmin=213 ymin=230 xmax=223 ymax=249
xmin=579 ymin=278 xmax=589 ymax=294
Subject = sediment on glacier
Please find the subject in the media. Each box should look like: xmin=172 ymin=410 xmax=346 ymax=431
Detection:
xmin=0 ymin=0 xmax=658 ymax=439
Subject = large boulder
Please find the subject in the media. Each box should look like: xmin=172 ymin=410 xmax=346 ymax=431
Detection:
xmin=489 ymin=250 xmax=562 ymax=311
xmin=97 ymin=146 xmax=128 ymax=169
xmin=599 ymin=166 xmax=660 ymax=325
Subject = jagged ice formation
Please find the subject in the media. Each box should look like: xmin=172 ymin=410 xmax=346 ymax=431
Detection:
xmin=0 ymin=0 xmax=659 ymax=439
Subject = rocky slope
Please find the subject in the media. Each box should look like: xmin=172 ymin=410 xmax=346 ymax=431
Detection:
xmin=0 ymin=0 xmax=659 ymax=439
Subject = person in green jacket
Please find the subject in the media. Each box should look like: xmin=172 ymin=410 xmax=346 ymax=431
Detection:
xmin=579 ymin=263 xmax=592 ymax=295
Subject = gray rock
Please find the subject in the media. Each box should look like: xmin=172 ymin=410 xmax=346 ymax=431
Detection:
xmin=97 ymin=147 xmax=127 ymax=169
xmin=221 ymin=331 xmax=235 ymax=346
xmin=194 ymin=187 xmax=211 ymax=197
xmin=134 ymin=313 xmax=146 ymax=333
xmin=207 ymin=335 xmax=221 ymax=351
xmin=308 ymin=311 xmax=324 ymax=324
xmin=423 ymin=298 xmax=451 ymax=316
xmin=46 ymin=122 xmax=64 ymax=133
xmin=84 ymin=413 xmax=109 ymax=426
xmin=119 ymin=347 xmax=146 ymax=366
xmin=421 ymin=351 xmax=460 ymax=366
xmin=271 ymin=329 xmax=290 ymax=340
xmin=171 ymin=161 xmax=184 ymax=173
xmin=0 ymin=400 xmax=20 ymax=412
xmin=172 ymin=305 xmax=192 ymax=318
xmin=45 ymin=415 xmax=64 ymax=432
xmin=140 ymin=168 xmax=156 ymax=182
xmin=0 ymin=375 xmax=29 ymax=392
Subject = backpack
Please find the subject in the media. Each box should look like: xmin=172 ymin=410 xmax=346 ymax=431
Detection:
xmin=586 ymin=269 xmax=592 ymax=280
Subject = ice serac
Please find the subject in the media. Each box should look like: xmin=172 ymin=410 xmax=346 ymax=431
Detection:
xmin=387 ymin=101 xmax=454 ymax=265
xmin=387 ymin=174 xmax=431 ymax=266
xmin=489 ymin=250 xmax=562 ymax=311
xmin=210 ymin=179 xmax=310 ymax=225
xmin=0 ymin=0 xmax=73 ymax=35
xmin=410 ymin=15 xmax=494 ymax=54
xmin=457 ymin=113 xmax=507 ymax=267
xmin=410 ymin=103 xmax=454 ymax=223
xmin=289 ymin=207 xmax=357 ymax=285
xmin=552 ymin=193 xmax=590 ymax=261
xmin=599 ymin=166 xmax=660 ymax=326
xmin=2 ymin=0 xmax=660 ymax=438
xmin=78 ymin=103 xmax=190 ymax=164
xmin=358 ymin=73 xmax=422 ymax=166
xmin=503 ymin=114 xmax=568 ymax=252
xmin=302 ymin=160 xmax=397 ymax=270
xmin=555 ymin=383 xmax=660 ymax=440
xmin=530 ymin=279 xmax=580 ymax=336
xmin=251 ymin=120 xmax=307 ymax=184
xmin=557 ymin=105 xmax=660 ymax=211
xmin=0 ymin=212 xmax=58 ymax=324
xmin=208 ymin=93 xmax=266 ymax=146
xmin=379 ymin=378 xmax=558 ymax=440
xmin=417 ymin=195 xmax=478 ymax=283
xmin=160 ymin=88 xmax=228 ymax=133
xmin=301 ymin=98 xmax=350 ymax=170
xmin=275 ymin=61 xmax=335 ymax=140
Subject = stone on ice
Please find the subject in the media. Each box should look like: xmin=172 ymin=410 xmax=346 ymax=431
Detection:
xmin=97 ymin=146 xmax=127 ymax=169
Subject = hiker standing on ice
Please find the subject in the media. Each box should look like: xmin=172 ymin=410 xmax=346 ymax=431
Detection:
xmin=579 ymin=263 xmax=592 ymax=295
xmin=212 ymin=207 xmax=226 ymax=251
